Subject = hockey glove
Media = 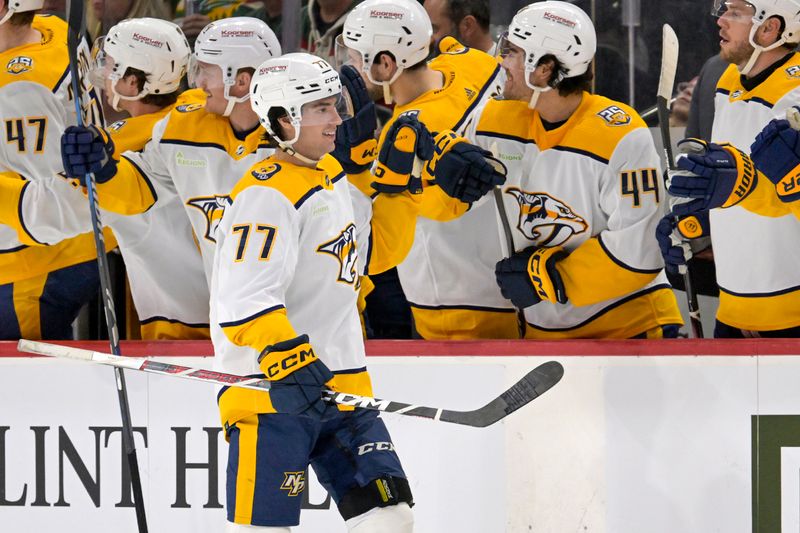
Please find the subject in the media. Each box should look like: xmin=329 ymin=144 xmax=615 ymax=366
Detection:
xmin=750 ymin=112 xmax=800 ymax=203
xmin=667 ymin=138 xmax=757 ymax=216
xmin=258 ymin=334 xmax=334 ymax=418
xmin=425 ymin=130 xmax=507 ymax=204
xmin=655 ymin=211 xmax=710 ymax=275
xmin=61 ymin=125 xmax=117 ymax=186
xmin=332 ymin=65 xmax=379 ymax=175
xmin=495 ymin=246 xmax=568 ymax=309
xmin=373 ymin=114 xmax=434 ymax=194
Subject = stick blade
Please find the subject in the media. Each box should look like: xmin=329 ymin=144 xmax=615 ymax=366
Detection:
xmin=18 ymin=339 xmax=94 ymax=361
xmin=657 ymin=24 xmax=679 ymax=101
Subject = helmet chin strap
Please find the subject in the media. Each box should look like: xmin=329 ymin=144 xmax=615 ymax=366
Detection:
xmin=740 ymin=24 xmax=789 ymax=76
xmin=0 ymin=9 xmax=15 ymax=25
xmin=223 ymin=85 xmax=250 ymax=117
xmin=279 ymin=143 xmax=320 ymax=165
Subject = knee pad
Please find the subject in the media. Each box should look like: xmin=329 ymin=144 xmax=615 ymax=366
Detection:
xmin=345 ymin=502 xmax=414 ymax=533
xmin=224 ymin=522 xmax=291 ymax=532
xmin=338 ymin=476 xmax=414 ymax=521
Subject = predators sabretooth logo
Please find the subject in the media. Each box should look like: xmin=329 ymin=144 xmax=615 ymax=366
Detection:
xmin=187 ymin=195 xmax=230 ymax=243
xmin=317 ymin=223 xmax=359 ymax=285
xmin=505 ymin=188 xmax=588 ymax=246
xmin=6 ymin=56 xmax=33 ymax=75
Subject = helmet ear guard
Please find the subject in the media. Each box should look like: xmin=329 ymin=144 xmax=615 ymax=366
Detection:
xmin=0 ymin=0 xmax=44 ymax=25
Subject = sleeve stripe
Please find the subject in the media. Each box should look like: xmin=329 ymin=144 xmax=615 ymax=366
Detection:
xmin=219 ymin=304 xmax=286 ymax=328
xmin=597 ymin=233 xmax=662 ymax=274
xmin=139 ymin=315 xmax=210 ymax=328
xmin=551 ymin=145 xmax=609 ymax=165
xmin=52 ymin=65 xmax=69 ymax=94
xmin=121 ymin=154 xmax=159 ymax=208
xmin=719 ymin=284 xmax=800 ymax=298
xmin=474 ymin=130 xmax=536 ymax=145
xmin=294 ymin=185 xmax=324 ymax=209
xmin=18 ymin=181 xmax=46 ymax=246
xmin=409 ymin=302 xmax=517 ymax=313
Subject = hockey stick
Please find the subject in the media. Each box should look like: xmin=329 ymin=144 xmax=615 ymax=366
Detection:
xmin=18 ymin=340 xmax=564 ymax=429
xmin=657 ymin=24 xmax=704 ymax=339
xmin=490 ymin=142 xmax=527 ymax=339
xmin=65 ymin=1 xmax=148 ymax=530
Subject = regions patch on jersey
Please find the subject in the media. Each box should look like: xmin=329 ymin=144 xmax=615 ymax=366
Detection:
xmin=596 ymin=105 xmax=631 ymax=127
xmin=175 ymin=103 xmax=204 ymax=113
xmin=317 ymin=223 xmax=359 ymax=286
xmin=6 ymin=57 xmax=33 ymax=75
xmin=175 ymin=150 xmax=207 ymax=168
xmin=187 ymin=195 xmax=230 ymax=242
xmin=786 ymin=65 xmax=800 ymax=79
xmin=251 ymin=163 xmax=281 ymax=181
xmin=505 ymin=187 xmax=588 ymax=247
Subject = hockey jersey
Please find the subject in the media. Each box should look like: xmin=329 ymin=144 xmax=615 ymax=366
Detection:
xmin=211 ymin=154 xmax=371 ymax=428
xmin=0 ymin=93 xmax=211 ymax=339
xmin=0 ymin=14 xmax=111 ymax=285
xmin=471 ymin=94 xmax=682 ymax=338
xmin=368 ymin=37 xmax=511 ymax=339
xmin=711 ymin=54 xmax=800 ymax=330
xmin=89 ymin=99 xmax=274 ymax=283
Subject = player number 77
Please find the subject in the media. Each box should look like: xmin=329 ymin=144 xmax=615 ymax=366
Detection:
xmin=18 ymin=339 xmax=564 ymax=429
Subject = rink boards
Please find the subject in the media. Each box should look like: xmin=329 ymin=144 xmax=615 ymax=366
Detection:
xmin=0 ymin=339 xmax=797 ymax=533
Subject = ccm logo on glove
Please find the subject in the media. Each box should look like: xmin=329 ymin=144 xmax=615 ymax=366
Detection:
xmin=259 ymin=345 xmax=317 ymax=379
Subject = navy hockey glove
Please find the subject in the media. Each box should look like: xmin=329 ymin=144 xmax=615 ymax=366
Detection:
xmin=258 ymin=334 xmax=334 ymax=418
xmin=332 ymin=65 xmax=378 ymax=174
xmin=61 ymin=125 xmax=117 ymax=186
xmin=655 ymin=212 xmax=710 ymax=275
xmin=495 ymin=246 xmax=568 ymax=309
xmin=750 ymin=112 xmax=800 ymax=202
xmin=667 ymin=138 xmax=757 ymax=216
xmin=373 ymin=114 xmax=434 ymax=194
xmin=426 ymin=130 xmax=507 ymax=204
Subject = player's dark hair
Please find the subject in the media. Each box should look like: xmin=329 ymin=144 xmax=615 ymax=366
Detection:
xmin=125 ymin=67 xmax=179 ymax=107
xmin=447 ymin=0 xmax=490 ymax=32
xmin=374 ymin=49 xmax=429 ymax=72
xmin=538 ymin=54 xmax=593 ymax=96
xmin=260 ymin=106 xmax=289 ymax=147
xmin=9 ymin=11 xmax=36 ymax=26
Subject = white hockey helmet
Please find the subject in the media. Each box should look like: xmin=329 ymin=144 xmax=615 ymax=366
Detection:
xmin=0 ymin=0 xmax=44 ymax=25
xmin=92 ymin=18 xmax=191 ymax=111
xmin=498 ymin=1 xmax=595 ymax=108
xmin=189 ymin=17 xmax=281 ymax=116
xmin=712 ymin=0 xmax=800 ymax=75
xmin=250 ymin=53 xmax=353 ymax=163
xmin=337 ymin=0 xmax=432 ymax=103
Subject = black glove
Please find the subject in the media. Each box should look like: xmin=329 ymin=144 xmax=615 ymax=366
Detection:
xmin=495 ymin=246 xmax=568 ymax=308
xmin=427 ymin=131 xmax=507 ymax=203
xmin=332 ymin=65 xmax=378 ymax=174
xmin=258 ymin=334 xmax=334 ymax=418
xmin=60 ymin=125 xmax=117 ymax=185
xmin=373 ymin=114 xmax=434 ymax=194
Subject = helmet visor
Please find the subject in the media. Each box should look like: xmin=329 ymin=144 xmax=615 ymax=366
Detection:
xmin=334 ymin=34 xmax=363 ymax=70
xmin=711 ymin=0 xmax=756 ymax=24
xmin=188 ymin=55 xmax=225 ymax=90
xmin=90 ymin=36 xmax=115 ymax=87
xmin=299 ymin=88 xmax=354 ymax=127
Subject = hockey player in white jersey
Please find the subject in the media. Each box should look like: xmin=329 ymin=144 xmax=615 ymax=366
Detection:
xmin=0 ymin=18 xmax=210 ymax=339
xmin=0 ymin=1 xmax=109 ymax=339
xmin=458 ymin=1 xmax=682 ymax=338
xmin=336 ymin=0 xmax=512 ymax=339
xmin=212 ymin=53 xmax=413 ymax=532
xmin=60 ymin=17 xmax=281 ymax=284
xmin=659 ymin=0 xmax=800 ymax=337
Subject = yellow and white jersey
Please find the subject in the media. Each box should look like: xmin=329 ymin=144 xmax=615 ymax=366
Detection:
xmin=0 ymin=95 xmax=210 ymax=338
xmin=370 ymin=37 xmax=511 ymax=339
xmin=211 ymin=155 xmax=370 ymax=427
xmin=711 ymin=54 xmax=800 ymax=330
xmin=95 ymin=99 xmax=274 ymax=283
xmin=471 ymin=93 xmax=682 ymax=338
xmin=0 ymin=14 xmax=107 ymax=283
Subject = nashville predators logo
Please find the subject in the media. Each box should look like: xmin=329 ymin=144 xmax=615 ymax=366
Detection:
xmin=280 ymin=471 xmax=306 ymax=497
xmin=6 ymin=56 xmax=33 ymax=75
xmin=505 ymin=188 xmax=588 ymax=246
xmin=187 ymin=195 xmax=230 ymax=243
xmin=317 ymin=223 xmax=358 ymax=285
xmin=786 ymin=65 xmax=800 ymax=78
xmin=596 ymin=105 xmax=631 ymax=126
